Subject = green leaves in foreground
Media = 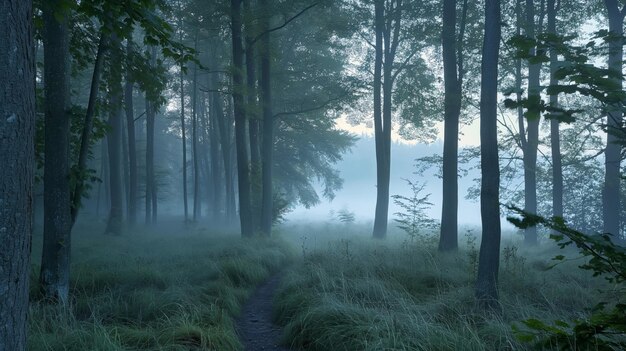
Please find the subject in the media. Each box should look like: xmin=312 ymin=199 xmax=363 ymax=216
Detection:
xmin=507 ymin=206 xmax=626 ymax=350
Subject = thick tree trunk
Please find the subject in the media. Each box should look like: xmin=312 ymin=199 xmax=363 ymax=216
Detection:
xmin=40 ymin=0 xmax=72 ymax=303
xmin=125 ymin=41 xmax=138 ymax=226
xmin=439 ymin=0 xmax=465 ymax=252
xmin=523 ymin=0 xmax=541 ymax=245
xmin=476 ymin=0 xmax=502 ymax=311
xmin=71 ymin=32 xmax=108 ymax=223
xmin=547 ymin=0 xmax=563 ymax=220
xmin=105 ymin=35 xmax=124 ymax=235
xmin=603 ymin=0 xmax=624 ymax=237
xmin=259 ymin=0 xmax=274 ymax=236
xmin=372 ymin=0 xmax=386 ymax=239
xmin=231 ymin=0 xmax=254 ymax=237
xmin=0 ymin=0 xmax=34 ymax=348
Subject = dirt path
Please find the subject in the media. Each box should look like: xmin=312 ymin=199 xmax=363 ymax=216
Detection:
xmin=236 ymin=274 xmax=291 ymax=351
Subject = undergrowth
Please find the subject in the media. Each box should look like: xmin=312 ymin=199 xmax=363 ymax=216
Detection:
xmin=28 ymin=224 xmax=293 ymax=351
xmin=275 ymin=224 xmax=607 ymax=351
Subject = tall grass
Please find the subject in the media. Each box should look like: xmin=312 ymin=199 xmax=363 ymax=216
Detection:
xmin=29 ymin=223 xmax=293 ymax=351
xmin=275 ymin=223 xmax=606 ymax=351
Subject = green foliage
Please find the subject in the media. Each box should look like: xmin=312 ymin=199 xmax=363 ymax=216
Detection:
xmin=504 ymin=31 xmax=626 ymax=128
xmin=507 ymin=206 xmax=626 ymax=349
xmin=336 ymin=208 xmax=356 ymax=224
xmin=392 ymin=178 xmax=437 ymax=243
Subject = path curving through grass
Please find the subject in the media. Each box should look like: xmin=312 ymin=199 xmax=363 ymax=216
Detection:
xmin=236 ymin=274 xmax=291 ymax=351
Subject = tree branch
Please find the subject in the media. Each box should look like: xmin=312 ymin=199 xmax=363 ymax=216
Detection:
xmin=249 ymin=3 xmax=319 ymax=47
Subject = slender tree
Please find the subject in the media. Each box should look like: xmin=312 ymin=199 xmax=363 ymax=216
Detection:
xmin=0 ymin=0 xmax=34 ymax=347
xmin=40 ymin=0 xmax=72 ymax=302
xmin=105 ymin=34 xmax=124 ymax=235
xmin=125 ymin=40 xmax=138 ymax=226
xmin=372 ymin=0 xmax=385 ymax=238
xmin=192 ymin=31 xmax=201 ymax=221
xmin=439 ymin=0 xmax=468 ymax=251
xmin=231 ymin=0 xmax=254 ymax=237
xmin=522 ymin=0 xmax=543 ymax=245
xmin=179 ymin=16 xmax=189 ymax=222
xmin=476 ymin=0 xmax=502 ymax=310
xmin=547 ymin=0 xmax=563 ymax=222
xmin=602 ymin=0 xmax=625 ymax=237
xmin=259 ymin=0 xmax=274 ymax=236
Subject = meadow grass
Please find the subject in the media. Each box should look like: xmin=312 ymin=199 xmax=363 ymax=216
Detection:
xmin=28 ymin=220 xmax=294 ymax=351
xmin=274 ymin=222 xmax=612 ymax=351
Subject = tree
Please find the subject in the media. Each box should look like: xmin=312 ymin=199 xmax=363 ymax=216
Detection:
xmin=0 ymin=0 xmax=35 ymax=348
xmin=259 ymin=0 xmax=274 ymax=236
xmin=602 ymin=0 xmax=625 ymax=238
xmin=40 ymin=0 xmax=72 ymax=302
xmin=178 ymin=10 xmax=189 ymax=222
xmin=125 ymin=40 xmax=138 ymax=226
xmin=475 ymin=0 xmax=502 ymax=310
xmin=439 ymin=0 xmax=468 ymax=251
xmin=105 ymin=34 xmax=124 ymax=235
xmin=230 ymin=0 xmax=254 ymax=237
xmin=547 ymin=0 xmax=563 ymax=226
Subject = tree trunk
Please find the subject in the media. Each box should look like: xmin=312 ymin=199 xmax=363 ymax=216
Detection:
xmin=192 ymin=32 xmax=200 ymax=221
xmin=547 ymin=0 xmax=563 ymax=220
xmin=523 ymin=0 xmax=541 ymax=245
xmin=231 ymin=0 xmax=254 ymax=237
xmin=372 ymin=0 xmax=386 ymax=238
xmin=0 ymin=0 xmax=34 ymax=348
xmin=105 ymin=35 xmax=124 ymax=235
xmin=245 ymin=0 xmax=262 ymax=232
xmin=71 ymin=32 xmax=108 ymax=223
xmin=208 ymin=85 xmax=224 ymax=221
xmin=603 ymin=0 xmax=624 ymax=237
xmin=40 ymin=0 xmax=72 ymax=303
xmin=476 ymin=0 xmax=502 ymax=311
xmin=439 ymin=0 xmax=466 ymax=251
xmin=259 ymin=0 xmax=274 ymax=236
xmin=144 ymin=48 xmax=158 ymax=225
xmin=180 ymin=50 xmax=189 ymax=222
xmin=125 ymin=41 xmax=138 ymax=226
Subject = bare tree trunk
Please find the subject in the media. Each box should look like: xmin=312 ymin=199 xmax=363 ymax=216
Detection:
xmin=439 ymin=0 xmax=467 ymax=252
xmin=40 ymin=0 xmax=72 ymax=302
xmin=231 ymin=0 xmax=254 ymax=237
xmin=603 ymin=0 xmax=625 ymax=237
xmin=145 ymin=48 xmax=157 ymax=225
xmin=180 ymin=51 xmax=189 ymax=222
xmin=523 ymin=0 xmax=542 ymax=245
xmin=372 ymin=0 xmax=386 ymax=238
xmin=245 ymin=0 xmax=262 ymax=232
xmin=192 ymin=32 xmax=200 ymax=221
xmin=547 ymin=0 xmax=563 ymax=220
xmin=0 ymin=0 xmax=34 ymax=348
xmin=476 ymin=0 xmax=502 ymax=311
xmin=125 ymin=41 xmax=138 ymax=226
xmin=208 ymin=86 xmax=224 ymax=221
xmin=105 ymin=35 xmax=124 ymax=235
xmin=259 ymin=0 xmax=274 ymax=236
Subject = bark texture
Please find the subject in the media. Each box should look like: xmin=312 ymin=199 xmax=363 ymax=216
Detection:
xmin=231 ymin=0 xmax=254 ymax=237
xmin=603 ymin=0 xmax=625 ymax=237
xmin=476 ymin=0 xmax=502 ymax=311
xmin=259 ymin=0 xmax=274 ymax=236
xmin=0 ymin=0 xmax=35 ymax=348
xmin=40 ymin=0 xmax=72 ymax=302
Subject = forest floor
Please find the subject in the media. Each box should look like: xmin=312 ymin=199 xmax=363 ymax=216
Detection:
xmin=236 ymin=274 xmax=291 ymax=351
xmin=274 ymin=222 xmax=620 ymax=351
xmin=28 ymin=218 xmax=294 ymax=351
xmin=26 ymin=219 xmax=622 ymax=350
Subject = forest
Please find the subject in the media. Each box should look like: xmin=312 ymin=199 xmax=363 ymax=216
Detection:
xmin=1 ymin=0 xmax=626 ymax=350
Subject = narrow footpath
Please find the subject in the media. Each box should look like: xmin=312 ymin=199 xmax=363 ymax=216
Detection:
xmin=236 ymin=274 xmax=291 ymax=351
